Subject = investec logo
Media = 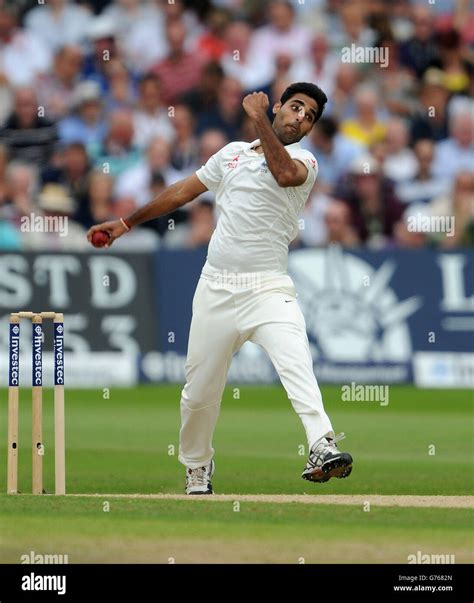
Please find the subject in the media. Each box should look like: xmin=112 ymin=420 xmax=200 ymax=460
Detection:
xmin=9 ymin=325 xmax=20 ymax=386
xmin=33 ymin=325 xmax=42 ymax=386
xmin=55 ymin=325 xmax=64 ymax=385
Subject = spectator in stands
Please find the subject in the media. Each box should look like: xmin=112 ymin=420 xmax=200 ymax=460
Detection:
xmin=410 ymin=68 xmax=450 ymax=143
xmin=25 ymin=0 xmax=92 ymax=52
xmin=396 ymin=139 xmax=449 ymax=205
xmin=41 ymin=142 xmax=91 ymax=210
xmin=23 ymin=182 xmax=87 ymax=251
xmin=430 ymin=171 xmax=474 ymax=248
xmin=133 ymin=74 xmax=175 ymax=149
xmin=76 ymin=170 xmax=114 ymax=229
xmin=180 ymin=61 xmax=224 ymax=114
xmin=164 ymin=200 xmax=215 ymax=249
xmin=432 ymin=108 xmax=474 ymax=181
xmin=383 ymin=118 xmax=418 ymax=183
xmin=303 ymin=116 xmax=363 ymax=194
xmin=326 ymin=64 xmax=360 ymax=121
xmin=58 ymin=81 xmax=107 ymax=147
xmin=336 ymin=154 xmax=404 ymax=247
xmin=436 ymin=28 xmax=471 ymax=95
xmin=152 ymin=19 xmax=206 ymax=105
xmin=3 ymin=161 xmax=38 ymax=222
xmin=0 ymin=4 xmax=51 ymax=86
xmin=103 ymin=58 xmax=137 ymax=111
xmin=0 ymin=144 xmax=9 ymax=206
xmin=81 ymin=15 xmax=119 ymax=93
xmin=341 ymin=86 xmax=387 ymax=147
xmin=393 ymin=205 xmax=431 ymax=249
xmin=196 ymin=7 xmax=231 ymax=62
xmin=399 ymin=5 xmax=440 ymax=78
xmin=196 ymin=76 xmax=244 ymax=140
xmin=323 ymin=199 xmax=360 ymax=247
xmin=1 ymin=88 xmax=58 ymax=166
xmin=36 ymin=45 xmax=83 ymax=121
xmin=331 ymin=0 xmax=376 ymax=50
xmin=102 ymin=0 xmax=167 ymax=73
xmin=247 ymin=1 xmax=311 ymax=76
xmin=289 ymin=34 xmax=339 ymax=100
xmin=220 ymin=21 xmax=270 ymax=90
xmin=170 ymin=104 xmax=199 ymax=173
xmin=90 ymin=109 xmax=142 ymax=177
xmin=115 ymin=137 xmax=181 ymax=209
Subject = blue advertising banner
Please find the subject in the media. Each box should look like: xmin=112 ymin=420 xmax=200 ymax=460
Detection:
xmin=149 ymin=246 xmax=473 ymax=387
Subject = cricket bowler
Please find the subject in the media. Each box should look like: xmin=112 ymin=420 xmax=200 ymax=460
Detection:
xmin=87 ymin=82 xmax=354 ymax=495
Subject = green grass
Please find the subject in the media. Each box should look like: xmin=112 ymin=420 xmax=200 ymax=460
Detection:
xmin=0 ymin=385 xmax=473 ymax=563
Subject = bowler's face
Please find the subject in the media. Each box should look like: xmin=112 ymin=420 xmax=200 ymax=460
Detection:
xmin=272 ymin=93 xmax=318 ymax=145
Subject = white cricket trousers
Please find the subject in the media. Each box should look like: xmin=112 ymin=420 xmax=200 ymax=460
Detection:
xmin=178 ymin=274 xmax=334 ymax=468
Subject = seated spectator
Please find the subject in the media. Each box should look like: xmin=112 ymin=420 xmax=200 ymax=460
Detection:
xmin=430 ymin=171 xmax=474 ymax=248
xmin=163 ymin=200 xmax=215 ymax=249
xmin=396 ymin=139 xmax=450 ymax=205
xmin=302 ymin=116 xmax=363 ymax=193
xmin=41 ymin=142 xmax=91 ymax=208
xmin=220 ymin=21 xmax=270 ymax=90
xmin=196 ymin=7 xmax=231 ymax=62
xmin=3 ymin=162 xmax=39 ymax=223
xmin=0 ymin=217 xmax=21 ymax=250
xmin=247 ymin=1 xmax=312 ymax=75
xmin=22 ymin=183 xmax=87 ymax=251
xmin=393 ymin=205 xmax=431 ymax=249
xmin=1 ymin=88 xmax=57 ymax=166
xmin=331 ymin=0 xmax=376 ymax=50
xmin=133 ymin=74 xmax=175 ymax=149
xmin=323 ymin=199 xmax=360 ymax=247
xmin=36 ymin=45 xmax=83 ymax=121
xmin=58 ymin=81 xmax=107 ymax=147
xmin=436 ymin=28 xmax=471 ymax=95
xmin=103 ymin=59 xmax=138 ymax=111
xmin=196 ymin=77 xmax=244 ymax=140
xmin=114 ymin=137 xmax=181 ymax=208
xmin=90 ymin=109 xmax=142 ymax=177
xmin=335 ymin=154 xmax=404 ymax=247
xmin=410 ymin=68 xmax=450 ymax=143
xmin=170 ymin=104 xmax=199 ymax=173
xmin=399 ymin=5 xmax=440 ymax=78
xmin=0 ymin=4 xmax=51 ymax=86
xmin=25 ymin=0 xmax=92 ymax=52
xmin=432 ymin=109 xmax=474 ymax=181
xmin=180 ymin=61 xmax=224 ymax=114
xmin=341 ymin=86 xmax=387 ymax=147
xmin=327 ymin=64 xmax=360 ymax=121
xmin=82 ymin=15 xmax=120 ymax=93
xmin=289 ymin=34 xmax=339 ymax=100
xmin=299 ymin=190 xmax=331 ymax=247
xmin=383 ymin=118 xmax=418 ymax=183
xmin=102 ymin=0 xmax=167 ymax=73
xmin=152 ymin=19 xmax=206 ymax=105
xmin=75 ymin=170 xmax=114 ymax=229
xmin=0 ymin=144 xmax=9 ymax=206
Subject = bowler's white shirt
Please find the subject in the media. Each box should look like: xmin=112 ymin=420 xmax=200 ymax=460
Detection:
xmin=196 ymin=139 xmax=317 ymax=276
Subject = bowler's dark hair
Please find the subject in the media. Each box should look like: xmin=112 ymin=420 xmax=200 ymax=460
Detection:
xmin=280 ymin=82 xmax=328 ymax=124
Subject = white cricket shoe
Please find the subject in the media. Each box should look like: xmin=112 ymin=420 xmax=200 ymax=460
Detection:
xmin=185 ymin=460 xmax=215 ymax=495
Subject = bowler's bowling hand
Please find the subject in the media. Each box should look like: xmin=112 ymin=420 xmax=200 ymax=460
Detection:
xmin=87 ymin=220 xmax=127 ymax=248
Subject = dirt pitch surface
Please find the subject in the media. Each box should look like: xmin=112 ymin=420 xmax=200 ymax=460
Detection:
xmin=69 ymin=493 xmax=474 ymax=508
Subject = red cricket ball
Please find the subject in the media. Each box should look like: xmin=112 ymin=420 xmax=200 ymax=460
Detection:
xmin=91 ymin=230 xmax=110 ymax=248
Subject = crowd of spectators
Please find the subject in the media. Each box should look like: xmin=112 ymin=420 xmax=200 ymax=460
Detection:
xmin=0 ymin=0 xmax=473 ymax=252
